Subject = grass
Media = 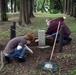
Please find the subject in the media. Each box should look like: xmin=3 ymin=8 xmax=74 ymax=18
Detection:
xmin=1 ymin=12 xmax=76 ymax=36
xmin=15 ymin=13 xmax=76 ymax=36
xmin=64 ymin=68 xmax=76 ymax=75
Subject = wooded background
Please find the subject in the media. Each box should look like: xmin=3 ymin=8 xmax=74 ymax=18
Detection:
xmin=0 ymin=0 xmax=76 ymax=25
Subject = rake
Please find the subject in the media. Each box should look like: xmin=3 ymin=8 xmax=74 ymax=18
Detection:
xmin=39 ymin=21 xmax=61 ymax=72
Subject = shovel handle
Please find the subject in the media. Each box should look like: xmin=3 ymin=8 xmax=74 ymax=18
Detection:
xmin=50 ymin=21 xmax=60 ymax=60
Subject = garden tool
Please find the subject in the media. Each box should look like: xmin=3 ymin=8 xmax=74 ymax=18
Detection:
xmin=39 ymin=21 xmax=61 ymax=72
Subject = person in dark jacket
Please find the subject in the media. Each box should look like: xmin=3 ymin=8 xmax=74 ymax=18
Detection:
xmin=3 ymin=32 xmax=34 ymax=63
xmin=45 ymin=17 xmax=72 ymax=44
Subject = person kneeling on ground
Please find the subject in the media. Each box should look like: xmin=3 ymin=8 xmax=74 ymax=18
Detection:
xmin=3 ymin=32 xmax=34 ymax=63
xmin=45 ymin=16 xmax=72 ymax=45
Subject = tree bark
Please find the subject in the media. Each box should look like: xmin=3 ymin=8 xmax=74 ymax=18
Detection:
xmin=63 ymin=0 xmax=67 ymax=14
xmin=1 ymin=0 xmax=8 ymax=21
xmin=28 ymin=0 xmax=34 ymax=18
xmin=19 ymin=0 xmax=31 ymax=26
xmin=14 ymin=0 xmax=16 ymax=12
xmin=11 ymin=0 xmax=13 ymax=12
xmin=67 ymin=0 xmax=70 ymax=15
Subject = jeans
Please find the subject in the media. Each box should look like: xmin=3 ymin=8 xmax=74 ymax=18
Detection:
xmin=51 ymin=33 xmax=71 ymax=42
xmin=4 ymin=46 xmax=26 ymax=58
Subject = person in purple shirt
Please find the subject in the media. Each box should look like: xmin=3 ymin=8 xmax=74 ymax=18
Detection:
xmin=45 ymin=17 xmax=72 ymax=44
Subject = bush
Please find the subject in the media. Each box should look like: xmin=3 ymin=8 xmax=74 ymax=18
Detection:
xmin=50 ymin=9 xmax=59 ymax=14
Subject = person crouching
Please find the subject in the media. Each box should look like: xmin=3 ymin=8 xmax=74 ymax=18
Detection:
xmin=3 ymin=32 xmax=34 ymax=63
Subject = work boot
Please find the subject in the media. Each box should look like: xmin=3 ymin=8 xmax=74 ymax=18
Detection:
xmin=63 ymin=38 xmax=72 ymax=45
xmin=5 ymin=56 xmax=11 ymax=64
xmin=18 ymin=57 xmax=26 ymax=63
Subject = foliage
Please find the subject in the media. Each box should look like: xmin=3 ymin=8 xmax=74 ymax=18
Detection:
xmin=16 ymin=0 xmax=20 ymax=11
xmin=2 ymin=11 xmax=8 ymax=21
xmin=50 ymin=9 xmax=59 ymax=14
xmin=34 ymin=0 xmax=63 ymax=13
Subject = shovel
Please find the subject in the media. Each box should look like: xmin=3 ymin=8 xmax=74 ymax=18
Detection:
xmin=39 ymin=21 xmax=61 ymax=72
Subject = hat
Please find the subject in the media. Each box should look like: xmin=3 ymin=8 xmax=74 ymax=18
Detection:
xmin=24 ymin=32 xmax=34 ymax=41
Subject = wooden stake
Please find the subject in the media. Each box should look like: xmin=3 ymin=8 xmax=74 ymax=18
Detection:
xmin=50 ymin=22 xmax=60 ymax=60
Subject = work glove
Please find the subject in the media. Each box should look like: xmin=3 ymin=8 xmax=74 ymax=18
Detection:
xmin=35 ymin=39 xmax=39 ymax=42
xmin=63 ymin=16 xmax=66 ymax=19
xmin=17 ymin=45 xmax=22 ymax=50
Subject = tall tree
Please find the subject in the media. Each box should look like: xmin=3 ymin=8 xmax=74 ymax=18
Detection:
xmin=19 ymin=0 xmax=31 ymax=26
xmin=67 ymin=0 xmax=70 ymax=15
xmin=1 ymin=0 xmax=8 ymax=21
xmin=41 ymin=0 xmax=45 ymax=12
xmin=28 ymin=0 xmax=34 ymax=17
xmin=0 ymin=0 xmax=1 ymax=13
xmin=14 ymin=0 xmax=16 ymax=12
xmin=74 ymin=0 xmax=76 ymax=18
xmin=11 ymin=0 xmax=13 ymax=12
xmin=70 ymin=0 xmax=74 ymax=16
xmin=63 ymin=0 xmax=67 ymax=14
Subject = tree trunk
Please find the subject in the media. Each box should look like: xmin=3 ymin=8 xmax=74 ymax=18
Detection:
xmin=19 ymin=0 xmax=25 ymax=25
xmin=19 ymin=0 xmax=31 ymax=26
xmin=24 ymin=0 xmax=31 ymax=24
xmin=67 ymin=0 xmax=70 ymax=15
xmin=70 ymin=0 xmax=74 ymax=16
xmin=11 ymin=0 xmax=13 ymax=12
xmin=74 ymin=0 xmax=76 ymax=18
xmin=28 ymin=0 xmax=34 ymax=18
xmin=1 ymin=0 xmax=8 ymax=21
xmin=41 ymin=0 xmax=45 ymax=12
xmin=14 ymin=0 xmax=16 ymax=12
xmin=63 ymin=0 xmax=67 ymax=14
xmin=0 ymin=0 xmax=1 ymax=13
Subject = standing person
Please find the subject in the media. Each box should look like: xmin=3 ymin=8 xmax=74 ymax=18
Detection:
xmin=3 ymin=32 xmax=34 ymax=63
xmin=45 ymin=17 xmax=72 ymax=44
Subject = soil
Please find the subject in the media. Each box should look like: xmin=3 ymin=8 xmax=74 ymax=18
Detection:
xmin=0 ymin=19 xmax=76 ymax=75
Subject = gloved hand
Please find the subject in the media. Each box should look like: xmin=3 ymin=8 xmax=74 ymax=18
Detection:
xmin=35 ymin=39 xmax=39 ymax=42
xmin=63 ymin=16 xmax=66 ymax=19
xmin=17 ymin=45 xmax=22 ymax=50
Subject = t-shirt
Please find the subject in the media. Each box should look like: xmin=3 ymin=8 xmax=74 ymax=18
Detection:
xmin=3 ymin=36 xmax=27 ymax=54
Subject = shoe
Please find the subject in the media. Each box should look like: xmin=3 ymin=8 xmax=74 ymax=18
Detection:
xmin=63 ymin=37 xmax=72 ymax=45
xmin=18 ymin=57 xmax=26 ymax=63
xmin=5 ymin=56 xmax=11 ymax=64
xmin=68 ymin=38 xmax=72 ymax=42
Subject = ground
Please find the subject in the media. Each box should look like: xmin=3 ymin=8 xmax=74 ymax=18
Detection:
xmin=0 ymin=37 xmax=76 ymax=75
xmin=0 ymin=17 xmax=76 ymax=75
